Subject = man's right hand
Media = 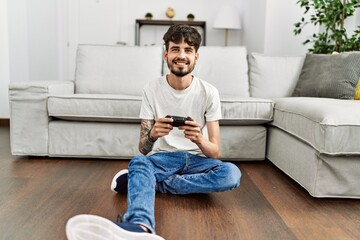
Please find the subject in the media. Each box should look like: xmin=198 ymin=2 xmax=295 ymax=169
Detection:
xmin=149 ymin=117 xmax=174 ymax=140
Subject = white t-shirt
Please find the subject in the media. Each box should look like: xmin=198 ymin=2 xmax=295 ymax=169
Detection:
xmin=140 ymin=75 xmax=222 ymax=156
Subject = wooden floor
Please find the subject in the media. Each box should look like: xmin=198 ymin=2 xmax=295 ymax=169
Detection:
xmin=0 ymin=126 xmax=359 ymax=240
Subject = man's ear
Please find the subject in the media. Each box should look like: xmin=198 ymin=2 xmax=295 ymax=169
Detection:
xmin=195 ymin=52 xmax=199 ymax=62
xmin=164 ymin=50 xmax=168 ymax=60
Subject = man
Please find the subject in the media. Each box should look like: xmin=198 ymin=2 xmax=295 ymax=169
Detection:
xmin=66 ymin=24 xmax=241 ymax=240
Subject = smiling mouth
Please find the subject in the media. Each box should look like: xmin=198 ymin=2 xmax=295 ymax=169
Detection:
xmin=174 ymin=62 xmax=188 ymax=66
xmin=173 ymin=58 xmax=189 ymax=65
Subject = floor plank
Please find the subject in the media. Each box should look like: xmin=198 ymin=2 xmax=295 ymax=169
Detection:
xmin=1 ymin=127 xmax=359 ymax=240
xmin=155 ymin=169 xmax=296 ymax=240
xmin=242 ymin=162 xmax=360 ymax=240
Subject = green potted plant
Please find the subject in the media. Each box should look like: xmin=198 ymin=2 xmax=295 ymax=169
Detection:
xmin=294 ymin=0 xmax=360 ymax=53
xmin=145 ymin=12 xmax=153 ymax=20
xmin=187 ymin=13 xmax=195 ymax=21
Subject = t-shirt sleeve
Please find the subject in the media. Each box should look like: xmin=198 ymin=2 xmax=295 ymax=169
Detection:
xmin=205 ymin=87 xmax=222 ymax=122
xmin=139 ymin=88 xmax=155 ymax=120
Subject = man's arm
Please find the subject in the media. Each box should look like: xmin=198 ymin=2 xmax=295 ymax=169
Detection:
xmin=179 ymin=119 xmax=220 ymax=159
xmin=138 ymin=119 xmax=156 ymax=155
xmin=138 ymin=118 xmax=174 ymax=155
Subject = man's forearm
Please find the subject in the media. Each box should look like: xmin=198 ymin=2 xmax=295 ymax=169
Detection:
xmin=138 ymin=120 xmax=157 ymax=155
xmin=196 ymin=137 xmax=220 ymax=159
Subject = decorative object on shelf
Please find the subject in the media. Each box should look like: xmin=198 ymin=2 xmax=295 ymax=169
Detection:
xmin=294 ymin=0 xmax=360 ymax=54
xmin=145 ymin=12 xmax=153 ymax=20
xmin=166 ymin=7 xmax=175 ymax=19
xmin=213 ymin=5 xmax=241 ymax=46
xmin=135 ymin=19 xmax=207 ymax=46
xmin=187 ymin=13 xmax=195 ymax=21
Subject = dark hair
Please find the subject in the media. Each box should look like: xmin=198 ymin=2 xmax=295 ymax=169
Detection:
xmin=163 ymin=24 xmax=202 ymax=52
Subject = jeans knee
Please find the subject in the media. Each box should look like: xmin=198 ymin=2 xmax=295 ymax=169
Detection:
xmin=222 ymin=163 xmax=241 ymax=189
xmin=129 ymin=155 xmax=152 ymax=170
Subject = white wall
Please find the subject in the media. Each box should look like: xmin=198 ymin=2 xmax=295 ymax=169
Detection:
xmin=263 ymin=0 xmax=312 ymax=55
xmin=7 ymin=0 xmax=29 ymax=83
xmin=124 ymin=0 xmax=242 ymax=46
xmin=2 ymin=0 xmax=359 ymax=118
xmin=241 ymin=0 xmax=267 ymax=54
xmin=261 ymin=0 xmax=360 ymax=55
xmin=7 ymin=0 xmax=60 ymax=84
xmin=27 ymin=0 xmax=59 ymax=81
xmin=241 ymin=0 xmax=317 ymax=55
xmin=345 ymin=6 xmax=360 ymax=33
xmin=0 ymin=0 xmax=10 ymax=118
xmin=69 ymin=0 xmax=243 ymax=47
xmin=67 ymin=0 xmax=243 ymax=79
xmin=5 ymin=0 xmax=62 ymax=118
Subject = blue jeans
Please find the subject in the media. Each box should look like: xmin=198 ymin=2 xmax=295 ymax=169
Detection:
xmin=122 ymin=152 xmax=241 ymax=233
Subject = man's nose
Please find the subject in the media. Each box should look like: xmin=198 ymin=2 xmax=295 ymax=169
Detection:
xmin=177 ymin=49 xmax=186 ymax=58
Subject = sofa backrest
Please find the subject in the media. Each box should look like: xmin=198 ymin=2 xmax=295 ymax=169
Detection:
xmin=74 ymin=44 xmax=304 ymax=99
xmin=248 ymin=53 xmax=305 ymax=98
xmin=75 ymin=44 xmax=163 ymax=96
xmin=163 ymin=46 xmax=250 ymax=97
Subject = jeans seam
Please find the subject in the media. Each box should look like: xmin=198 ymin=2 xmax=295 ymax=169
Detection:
xmin=182 ymin=152 xmax=189 ymax=174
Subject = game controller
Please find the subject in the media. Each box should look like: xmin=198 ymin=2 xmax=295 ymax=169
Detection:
xmin=165 ymin=115 xmax=193 ymax=127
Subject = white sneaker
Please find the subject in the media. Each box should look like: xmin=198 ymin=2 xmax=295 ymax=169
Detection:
xmin=66 ymin=214 xmax=165 ymax=240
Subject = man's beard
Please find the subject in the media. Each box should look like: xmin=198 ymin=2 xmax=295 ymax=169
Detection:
xmin=167 ymin=58 xmax=195 ymax=77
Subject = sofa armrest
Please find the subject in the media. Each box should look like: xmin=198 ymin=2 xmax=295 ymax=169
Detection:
xmin=9 ymin=80 xmax=75 ymax=155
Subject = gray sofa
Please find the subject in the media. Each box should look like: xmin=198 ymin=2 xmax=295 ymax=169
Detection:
xmin=9 ymin=44 xmax=360 ymax=198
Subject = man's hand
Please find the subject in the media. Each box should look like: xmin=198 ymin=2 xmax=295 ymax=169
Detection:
xmin=139 ymin=117 xmax=174 ymax=155
xmin=149 ymin=116 xmax=174 ymax=140
xmin=178 ymin=116 xmax=202 ymax=144
xmin=179 ymin=117 xmax=221 ymax=159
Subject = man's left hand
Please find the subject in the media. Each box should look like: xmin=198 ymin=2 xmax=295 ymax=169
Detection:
xmin=178 ymin=116 xmax=203 ymax=144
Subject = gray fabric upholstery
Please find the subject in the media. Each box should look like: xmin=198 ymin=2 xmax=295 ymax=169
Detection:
xmin=249 ymin=53 xmax=304 ymax=98
xmin=267 ymin=126 xmax=360 ymax=198
xmin=8 ymin=45 xmax=360 ymax=198
xmin=48 ymin=94 xmax=273 ymax=126
xmin=75 ymin=45 xmax=163 ymax=95
xmin=164 ymin=46 xmax=250 ymax=97
xmin=271 ymin=97 xmax=360 ymax=155
xmin=49 ymin=121 xmax=141 ymax=158
xmin=9 ymin=80 xmax=74 ymax=155
xmin=220 ymin=126 xmax=266 ymax=160
xmin=9 ymin=45 xmax=266 ymax=161
xmin=292 ymin=52 xmax=360 ymax=99
xmin=220 ymin=96 xmax=273 ymax=125
xmin=48 ymin=121 xmax=266 ymax=160
xmin=48 ymin=94 xmax=142 ymax=122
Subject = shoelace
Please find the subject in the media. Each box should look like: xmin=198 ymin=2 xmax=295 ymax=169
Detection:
xmin=116 ymin=214 xmax=123 ymax=222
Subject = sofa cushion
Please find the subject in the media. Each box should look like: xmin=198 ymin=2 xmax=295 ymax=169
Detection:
xmin=48 ymin=94 xmax=273 ymax=125
xmin=271 ymin=97 xmax=360 ymax=155
xmin=163 ymin=46 xmax=250 ymax=97
xmin=248 ymin=53 xmax=305 ymax=98
xmin=48 ymin=94 xmax=142 ymax=122
xmin=292 ymin=52 xmax=360 ymax=99
xmin=75 ymin=45 xmax=163 ymax=95
xmin=220 ymin=96 xmax=273 ymax=125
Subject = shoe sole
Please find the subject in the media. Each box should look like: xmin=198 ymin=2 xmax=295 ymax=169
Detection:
xmin=66 ymin=214 xmax=165 ymax=240
xmin=110 ymin=169 xmax=129 ymax=193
